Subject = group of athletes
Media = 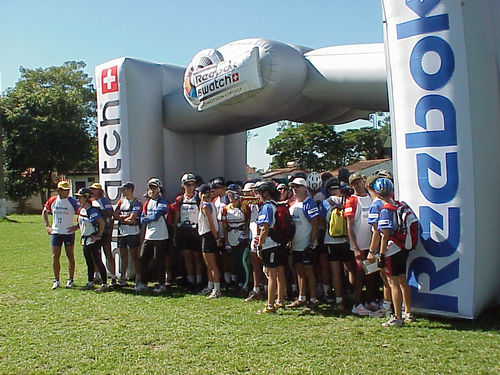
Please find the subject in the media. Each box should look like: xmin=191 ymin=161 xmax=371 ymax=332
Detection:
xmin=43 ymin=168 xmax=414 ymax=327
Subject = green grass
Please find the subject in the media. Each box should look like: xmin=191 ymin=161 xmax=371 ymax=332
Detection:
xmin=0 ymin=214 xmax=499 ymax=374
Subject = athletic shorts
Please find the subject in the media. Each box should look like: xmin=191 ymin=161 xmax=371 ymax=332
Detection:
xmin=385 ymin=250 xmax=409 ymax=276
xmin=201 ymin=232 xmax=218 ymax=253
xmin=175 ymin=227 xmax=201 ymax=251
xmin=261 ymin=245 xmax=286 ymax=268
xmin=118 ymin=234 xmax=141 ymax=249
xmin=326 ymin=242 xmax=353 ymax=262
xmin=293 ymin=250 xmax=313 ymax=266
xmin=50 ymin=233 xmax=75 ymax=247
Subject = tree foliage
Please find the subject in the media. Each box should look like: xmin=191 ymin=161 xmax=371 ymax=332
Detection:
xmin=266 ymin=119 xmax=390 ymax=171
xmin=1 ymin=61 xmax=96 ymax=203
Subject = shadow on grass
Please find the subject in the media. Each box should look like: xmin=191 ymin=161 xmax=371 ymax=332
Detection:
xmin=0 ymin=217 xmax=20 ymax=223
xmin=417 ymin=305 xmax=500 ymax=332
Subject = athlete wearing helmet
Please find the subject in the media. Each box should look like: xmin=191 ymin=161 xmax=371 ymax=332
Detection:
xmin=71 ymin=187 xmax=108 ymax=292
xmin=253 ymin=180 xmax=287 ymax=314
xmin=136 ymin=178 xmax=169 ymax=293
xmin=307 ymin=172 xmax=322 ymax=192
xmin=174 ymin=172 xmax=203 ymax=290
xmin=373 ymin=177 xmax=413 ymax=327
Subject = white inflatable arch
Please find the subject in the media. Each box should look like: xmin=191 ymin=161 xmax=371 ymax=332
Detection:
xmin=95 ymin=0 xmax=499 ymax=318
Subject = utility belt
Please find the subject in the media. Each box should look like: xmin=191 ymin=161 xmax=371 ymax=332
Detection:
xmin=178 ymin=220 xmax=197 ymax=229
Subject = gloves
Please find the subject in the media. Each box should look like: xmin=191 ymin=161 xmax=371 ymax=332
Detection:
xmin=377 ymin=253 xmax=386 ymax=268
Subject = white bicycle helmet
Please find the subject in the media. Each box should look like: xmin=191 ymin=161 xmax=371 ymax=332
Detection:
xmin=181 ymin=173 xmax=196 ymax=185
xmin=147 ymin=177 xmax=163 ymax=188
xmin=307 ymin=172 xmax=322 ymax=191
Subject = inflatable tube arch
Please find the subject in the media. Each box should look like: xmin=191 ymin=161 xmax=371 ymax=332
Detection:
xmin=95 ymin=0 xmax=499 ymax=319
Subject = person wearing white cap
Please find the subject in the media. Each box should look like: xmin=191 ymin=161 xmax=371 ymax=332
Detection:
xmin=286 ymin=177 xmax=320 ymax=309
xmin=42 ymin=180 xmax=79 ymax=290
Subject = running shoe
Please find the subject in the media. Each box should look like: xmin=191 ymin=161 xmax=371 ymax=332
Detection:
xmin=134 ymin=283 xmax=148 ymax=292
xmin=110 ymin=277 xmax=117 ymax=286
xmin=65 ymin=278 xmax=74 ymax=289
xmin=82 ymin=282 xmax=94 ymax=290
xmin=95 ymin=284 xmax=109 ymax=293
xmin=365 ymin=301 xmax=380 ymax=311
xmin=334 ymin=301 xmax=345 ymax=312
xmin=208 ymin=290 xmax=221 ymax=299
xmin=244 ymin=290 xmax=262 ymax=302
xmin=402 ymin=312 xmax=416 ymax=322
xmin=286 ymin=299 xmax=305 ymax=308
xmin=199 ymin=287 xmax=213 ymax=296
xmin=369 ymin=307 xmax=392 ymax=318
xmin=382 ymin=315 xmax=404 ymax=327
xmin=51 ymin=279 xmax=60 ymax=290
xmin=153 ymin=284 xmax=167 ymax=294
xmin=257 ymin=304 xmax=276 ymax=314
xmin=307 ymin=300 xmax=319 ymax=310
xmin=274 ymin=301 xmax=285 ymax=310
xmin=351 ymin=303 xmax=372 ymax=316
xmin=117 ymin=279 xmax=128 ymax=287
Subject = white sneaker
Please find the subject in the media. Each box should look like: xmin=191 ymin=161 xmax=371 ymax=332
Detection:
xmin=369 ymin=307 xmax=392 ymax=318
xmin=382 ymin=315 xmax=404 ymax=327
xmin=134 ymin=283 xmax=148 ymax=292
xmin=95 ymin=284 xmax=109 ymax=293
xmin=402 ymin=312 xmax=416 ymax=322
xmin=153 ymin=284 xmax=167 ymax=294
xmin=51 ymin=280 xmax=60 ymax=290
xmin=65 ymin=279 xmax=74 ymax=289
xmin=351 ymin=303 xmax=372 ymax=316
xmin=365 ymin=301 xmax=380 ymax=311
xmin=208 ymin=290 xmax=221 ymax=299
xmin=199 ymin=287 xmax=212 ymax=296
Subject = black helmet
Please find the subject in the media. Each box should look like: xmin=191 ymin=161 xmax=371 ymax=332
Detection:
xmin=325 ymin=177 xmax=340 ymax=190
xmin=253 ymin=180 xmax=276 ymax=193
xmin=75 ymin=188 xmax=92 ymax=199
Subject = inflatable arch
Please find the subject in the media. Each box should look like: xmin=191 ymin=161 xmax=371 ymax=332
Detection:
xmin=95 ymin=0 xmax=499 ymax=318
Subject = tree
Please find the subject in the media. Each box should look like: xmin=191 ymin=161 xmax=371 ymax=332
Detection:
xmin=2 ymin=61 xmax=96 ymax=204
xmin=266 ymin=120 xmax=390 ymax=171
xmin=267 ymin=121 xmax=342 ymax=171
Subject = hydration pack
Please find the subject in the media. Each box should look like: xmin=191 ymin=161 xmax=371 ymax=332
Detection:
xmin=268 ymin=201 xmax=296 ymax=245
xmin=325 ymin=197 xmax=348 ymax=238
xmin=383 ymin=201 xmax=419 ymax=250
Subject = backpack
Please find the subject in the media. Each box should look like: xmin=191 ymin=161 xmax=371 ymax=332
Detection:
xmin=383 ymin=201 xmax=419 ymax=250
xmin=268 ymin=201 xmax=295 ymax=245
xmin=326 ymin=197 xmax=348 ymax=238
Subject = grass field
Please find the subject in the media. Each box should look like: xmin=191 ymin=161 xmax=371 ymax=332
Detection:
xmin=0 ymin=214 xmax=499 ymax=374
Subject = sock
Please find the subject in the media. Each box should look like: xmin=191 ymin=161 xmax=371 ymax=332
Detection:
xmin=336 ymin=297 xmax=343 ymax=304
xmin=298 ymin=295 xmax=307 ymax=302
xmin=310 ymin=297 xmax=317 ymax=304
xmin=231 ymin=274 xmax=237 ymax=283
xmin=291 ymin=284 xmax=298 ymax=292
xmin=383 ymin=300 xmax=392 ymax=310
xmin=207 ymin=281 xmax=214 ymax=291
xmin=213 ymin=282 xmax=221 ymax=292
xmin=187 ymin=275 xmax=195 ymax=284
xmin=323 ymin=284 xmax=330 ymax=295
xmin=224 ymin=272 xmax=231 ymax=284
xmin=253 ymin=286 xmax=260 ymax=293
xmin=196 ymin=274 xmax=202 ymax=284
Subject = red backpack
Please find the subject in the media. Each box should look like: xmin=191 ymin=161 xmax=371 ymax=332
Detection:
xmin=383 ymin=201 xmax=419 ymax=250
xmin=268 ymin=201 xmax=296 ymax=245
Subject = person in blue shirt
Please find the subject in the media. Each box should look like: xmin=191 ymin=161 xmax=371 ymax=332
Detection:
xmin=254 ymin=180 xmax=287 ymax=314
xmin=374 ymin=178 xmax=413 ymax=327
xmin=135 ymin=178 xmax=169 ymax=294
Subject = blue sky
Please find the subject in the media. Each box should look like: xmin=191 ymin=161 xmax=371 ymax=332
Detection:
xmin=0 ymin=0 xmax=384 ymax=170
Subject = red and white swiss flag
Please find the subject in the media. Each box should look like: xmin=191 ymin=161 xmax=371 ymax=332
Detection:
xmin=101 ymin=66 xmax=118 ymax=94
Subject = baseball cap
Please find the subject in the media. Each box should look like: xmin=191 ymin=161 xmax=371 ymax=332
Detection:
xmin=89 ymin=182 xmax=103 ymax=190
xmin=57 ymin=181 xmax=71 ymax=190
xmin=121 ymin=182 xmax=135 ymax=190
xmin=348 ymin=173 xmax=364 ymax=185
xmin=197 ymin=184 xmax=211 ymax=194
xmin=289 ymin=177 xmax=307 ymax=187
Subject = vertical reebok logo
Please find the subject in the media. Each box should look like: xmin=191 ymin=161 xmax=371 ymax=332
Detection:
xmin=102 ymin=66 xmax=118 ymax=94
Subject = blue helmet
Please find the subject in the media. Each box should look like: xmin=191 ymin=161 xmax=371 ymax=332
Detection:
xmin=373 ymin=178 xmax=394 ymax=194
